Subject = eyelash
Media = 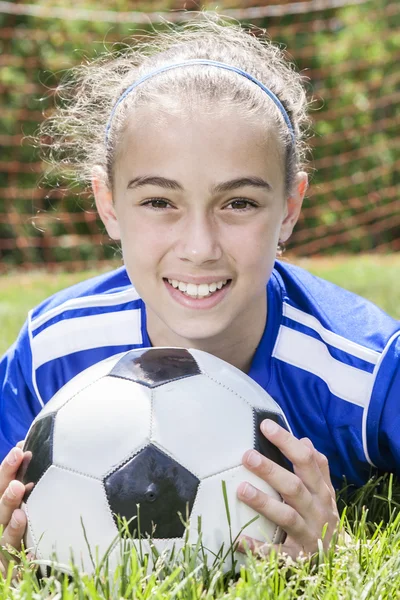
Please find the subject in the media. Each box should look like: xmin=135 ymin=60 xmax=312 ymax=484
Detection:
xmin=141 ymin=198 xmax=171 ymax=210
xmin=226 ymin=199 xmax=258 ymax=211
xmin=141 ymin=198 xmax=258 ymax=211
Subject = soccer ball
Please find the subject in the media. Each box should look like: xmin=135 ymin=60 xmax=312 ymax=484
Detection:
xmin=19 ymin=348 xmax=291 ymax=573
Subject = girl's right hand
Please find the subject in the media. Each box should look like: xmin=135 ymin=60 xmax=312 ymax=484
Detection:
xmin=0 ymin=444 xmax=29 ymax=574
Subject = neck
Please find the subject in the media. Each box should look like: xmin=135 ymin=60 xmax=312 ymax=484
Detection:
xmin=146 ymin=299 xmax=267 ymax=374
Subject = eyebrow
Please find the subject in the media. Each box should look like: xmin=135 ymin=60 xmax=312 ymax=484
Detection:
xmin=212 ymin=177 xmax=272 ymax=193
xmin=127 ymin=176 xmax=183 ymax=191
xmin=127 ymin=175 xmax=272 ymax=193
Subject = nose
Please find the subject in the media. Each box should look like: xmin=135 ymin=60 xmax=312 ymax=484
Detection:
xmin=175 ymin=212 xmax=222 ymax=265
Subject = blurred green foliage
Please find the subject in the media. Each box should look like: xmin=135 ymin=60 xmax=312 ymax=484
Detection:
xmin=0 ymin=0 xmax=399 ymax=267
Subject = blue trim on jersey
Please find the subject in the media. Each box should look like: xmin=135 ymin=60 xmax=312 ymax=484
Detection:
xmin=0 ymin=325 xmax=40 ymax=456
xmin=36 ymin=345 xmax=145 ymax=403
xmin=141 ymin=307 xmax=152 ymax=348
xmin=281 ymin=317 xmax=376 ymax=374
xmin=30 ymin=266 xmax=131 ymax=321
xmin=366 ymin=333 xmax=400 ymax=470
xmin=248 ymin=273 xmax=282 ymax=391
xmin=274 ymin=261 xmax=398 ymax=352
xmin=31 ymin=299 xmax=145 ymax=337
xmin=267 ymin=356 xmax=374 ymax=488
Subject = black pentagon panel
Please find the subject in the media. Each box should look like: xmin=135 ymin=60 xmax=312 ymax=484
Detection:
xmin=109 ymin=348 xmax=201 ymax=388
xmin=104 ymin=444 xmax=200 ymax=538
xmin=253 ymin=409 xmax=293 ymax=473
xmin=17 ymin=414 xmax=55 ymax=501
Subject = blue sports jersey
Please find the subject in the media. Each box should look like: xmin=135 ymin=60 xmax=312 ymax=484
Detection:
xmin=1 ymin=261 xmax=399 ymax=489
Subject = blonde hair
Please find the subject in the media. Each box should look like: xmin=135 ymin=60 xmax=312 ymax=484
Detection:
xmin=40 ymin=14 xmax=311 ymax=196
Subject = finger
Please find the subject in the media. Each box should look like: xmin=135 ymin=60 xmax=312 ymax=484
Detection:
xmin=315 ymin=450 xmax=336 ymax=497
xmin=24 ymin=483 xmax=34 ymax=495
xmin=236 ymin=534 xmax=268 ymax=555
xmin=16 ymin=441 xmax=25 ymax=450
xmin=260 ymin=420 xmax=323 ymax=493
xmin=0 ymin=481 xmax=25 ymax=529
xmin=237 ymin=535 xmax=309 ymax=561
xmin=300 ymin=438 xmax=336 ymax=498
xmin=15 ymin=451 xmax=32 ymax=484
xmin=1 ymin=508 xmax=26 ymax=552
xmin=299 ymin=437 xmax=313 ymax=449
xmin=237 ymin=481 xmax=307 ymax=539
xmin=242 ymin=449 xmax=313 ymax=512
xmin=0 ymin=448 xmax=25 ymax=496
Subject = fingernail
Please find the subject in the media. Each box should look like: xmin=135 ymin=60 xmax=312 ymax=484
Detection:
xmin=7 ymin=481 xmax=18 ymax=499
xmin=237 ymin=535 xmax=253 ymax=553
xmin=262 ymin=419 xmax=278 ymax=435
xmin=7 ymin=449 xmax=18 ymax=466
xmin=241 ymin=483 xmax=257 ymax=500
xmin=10 ymin=515 xmax=21 ymax=529
xmin=246 ymin=450 xmax=262 ymax=468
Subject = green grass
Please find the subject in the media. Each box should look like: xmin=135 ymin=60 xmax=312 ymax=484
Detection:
xmin=0 ymin=269 xmax=108 ymax=356
xmin=1 ymin=255 xmax=400 ymax=597
xmin=294 ymin=255 xmax=400 ymax=321
xmin=2 ymin=474 xmax=400 ymax=599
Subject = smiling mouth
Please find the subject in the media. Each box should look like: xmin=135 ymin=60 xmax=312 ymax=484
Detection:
xmin=164 ymin=278 xmax=231 ymax=299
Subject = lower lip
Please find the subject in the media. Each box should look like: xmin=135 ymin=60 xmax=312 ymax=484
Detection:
xmin=164 ymin=279 xmax=232 ymax=309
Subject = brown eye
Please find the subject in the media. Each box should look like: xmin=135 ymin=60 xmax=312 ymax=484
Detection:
xmin=143 ymin=199 xmax=170 ymax=209
xmin=231 ymin=200 xmax=248 ymax=210
xmin=228 ymin=199 xmax=257 ymax=210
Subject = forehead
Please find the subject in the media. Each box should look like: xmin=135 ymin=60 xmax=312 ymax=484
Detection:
xmin=114 ymin=102 xmax=285 ymax=193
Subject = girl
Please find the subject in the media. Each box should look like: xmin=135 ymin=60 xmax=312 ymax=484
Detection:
xmin=0 ymin=15 xmax=399 ymax=570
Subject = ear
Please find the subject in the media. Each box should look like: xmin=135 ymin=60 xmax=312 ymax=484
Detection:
xmin=92 ymin=166 xmax=121 ymax=240
xmin=279 ymin=172 xmax=308 ymax=244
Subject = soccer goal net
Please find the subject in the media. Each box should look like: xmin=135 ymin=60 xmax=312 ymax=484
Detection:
xmin=0 ymin=0 xmax=399 ymax=271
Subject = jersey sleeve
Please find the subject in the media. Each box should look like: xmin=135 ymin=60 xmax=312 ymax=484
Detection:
xmin=0 ymin=319 xmax=41 ymax=460
xmin=366 ymin=332 xmax=400 ymax=474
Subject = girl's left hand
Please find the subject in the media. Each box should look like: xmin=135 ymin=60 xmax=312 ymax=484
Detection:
xmin=237 ymin=419 xmax=339 ymax=559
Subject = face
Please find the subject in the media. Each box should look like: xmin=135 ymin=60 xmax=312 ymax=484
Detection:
xmin=94 ymin=104 xmax=306 ymax=353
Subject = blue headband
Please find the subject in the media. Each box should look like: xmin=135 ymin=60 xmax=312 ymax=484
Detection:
xmin=105 ymin=59 xmax=295 ymax=145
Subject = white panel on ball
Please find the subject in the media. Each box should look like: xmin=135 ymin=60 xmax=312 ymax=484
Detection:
xmin=53 ymin=377 xmax=152 ymax=478
xmin=37 ymin=353 xmax=125 ymax=420
xmin=190 ymin=349 xmax=290 ymax=427
xmin=189 ymin=464 xmax=283 ymax=557
xmin=151 ymin=376 xmax=254 ymax=479
xmin=24 ymin=465 xmax=118 ymax=571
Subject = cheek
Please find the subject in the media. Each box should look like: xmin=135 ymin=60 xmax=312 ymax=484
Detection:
xmin=117 ymin=212 xmax=155 ymax=249
xmin=229 ymin=224 xmax=280 ymax=291
xmin=228 ymin=220 xmax=280 ymax=262
xmin=122 ymin=230 xmax=161 ymax=258
xmin=118 ymin=218 xmax=172 ymax=276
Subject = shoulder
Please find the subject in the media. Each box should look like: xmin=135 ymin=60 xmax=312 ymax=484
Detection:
xmin=269 ymin=260 xmax=399 ymax=415
xmin=30 ymin=266 xmax=140 ymax=325
xmin=272 ymin=260 xmax=400 ymax=353
xmin=27 ymin=266 xmax=145 ymax=361
xmin=25 ymin=267 xmax=147 ymax=405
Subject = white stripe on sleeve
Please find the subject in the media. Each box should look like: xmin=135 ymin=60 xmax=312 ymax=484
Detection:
xmin=31 ymin=288 xmax=141 ymax=331
xmin=272 ymin=325 xmax=374 ymax=407
xmin=32 ymin=310 xmax=142 ymax=370
xmin=283 ymin=303 xmax=380 ymax=364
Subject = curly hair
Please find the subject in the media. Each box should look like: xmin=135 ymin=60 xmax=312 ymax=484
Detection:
xmin=39 ymin=13 xmax=312 ymax=196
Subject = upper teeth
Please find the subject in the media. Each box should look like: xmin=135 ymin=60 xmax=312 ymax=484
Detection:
xmin=167 ymin=279 xmax=228 ymax=297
